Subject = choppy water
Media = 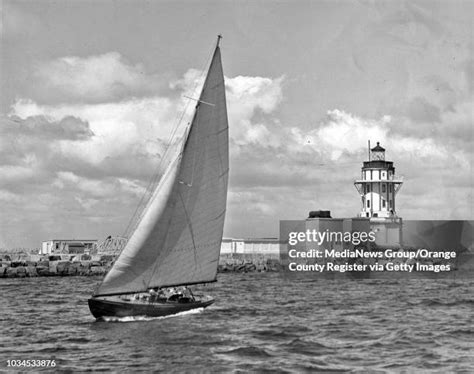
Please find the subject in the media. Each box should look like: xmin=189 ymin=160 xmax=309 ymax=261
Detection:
xmin=1 ymin=273 xmax=473 ymax=372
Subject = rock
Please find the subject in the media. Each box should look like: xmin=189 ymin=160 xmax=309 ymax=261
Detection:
xmin=79 ymin=268 xmax=91 ymax=276
xmin=100 ymin=255 xmax=115 ymax=262
xmin=101 ymin=261 xmax=114 ymax=269
xmin=36 ymin=266 xmax=50 ymax=276
xmin=26 ymin=261 xmax=37 ymax=267
xmin=246 ymin=263 xmax=256 ymax=271
xmin=225 ymin=264 xmax=236 ymax=272
xmin=90 ymin=266 xmax=106 ymax=275
xmin=37 ymin=261 xmax=49 ymax=268
xmin=26 ymin=266 xmax=38 ymax=277
xmin=57 ymin=261 xmax=70 ymax=275
xmin=6 ymin=267 xmax=18 ymax=277
xmin=10 ymin=261 xmax=26 ymax=268
xmin=49 ymin=262 xmax=58 ymax=275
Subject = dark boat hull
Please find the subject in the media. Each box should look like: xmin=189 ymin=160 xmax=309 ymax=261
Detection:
xmin=88 ymin=296 xmax=214 ymax=319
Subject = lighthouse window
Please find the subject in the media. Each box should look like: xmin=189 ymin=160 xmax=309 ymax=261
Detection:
xmin=382 ymin=200 xmax=386 ymax=208
xmin=367 ymin=200 xmax=370 ymax=208
xmin=382 ymin=184 xmax=386 ymax=193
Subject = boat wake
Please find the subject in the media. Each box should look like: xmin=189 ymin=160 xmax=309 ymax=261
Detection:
xmin=98 ymin=307 xmax=205 ymax=323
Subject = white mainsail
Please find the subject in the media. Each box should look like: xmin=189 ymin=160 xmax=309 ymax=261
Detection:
xmin=96 ymin=41 xmax=228 ymax=296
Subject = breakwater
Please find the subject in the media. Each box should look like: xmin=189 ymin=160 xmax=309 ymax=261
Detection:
xmin=0 ymin=253 xmax=282 ymax=278
xmin=0 ymin=254 xmax=116 ymax=278
xmin=3 ymin=250 xmax=470 ymax=278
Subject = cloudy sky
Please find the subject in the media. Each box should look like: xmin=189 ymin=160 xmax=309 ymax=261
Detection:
xmin=1 ymin=0 xmax=472 ymax=249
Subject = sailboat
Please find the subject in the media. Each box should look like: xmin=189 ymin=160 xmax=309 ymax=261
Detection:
xmin=88 ymin=36 xmax=229 ymax=319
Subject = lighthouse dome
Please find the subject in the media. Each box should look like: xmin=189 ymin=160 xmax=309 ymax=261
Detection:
xmin=371 ymin=142 xmax=385 ymax=152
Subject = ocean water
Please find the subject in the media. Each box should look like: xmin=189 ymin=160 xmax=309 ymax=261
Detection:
xmin=1 ymin=273 xmax=473 ymax=372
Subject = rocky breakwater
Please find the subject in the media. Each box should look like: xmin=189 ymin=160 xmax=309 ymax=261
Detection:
xmin=218 ymin=255 xmax=282 ymax=273
xmin=0 ymin=254 xmax=116 ymax=278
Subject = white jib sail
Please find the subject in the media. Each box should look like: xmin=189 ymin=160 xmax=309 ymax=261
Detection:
xmin=96 ymin=43 xmax=228 ymax=296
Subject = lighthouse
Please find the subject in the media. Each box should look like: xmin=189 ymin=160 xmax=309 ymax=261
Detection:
xmin=354 ymin=142 xmax=403 ymax=247
xmin=354 ymin=142 xmax=403 ymax=219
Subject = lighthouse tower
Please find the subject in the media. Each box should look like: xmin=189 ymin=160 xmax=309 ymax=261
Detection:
xmin=354 ymin=142 xmax=403 ymax=220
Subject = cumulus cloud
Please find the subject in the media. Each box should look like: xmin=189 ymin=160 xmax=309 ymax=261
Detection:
xmin=10 ymin=71 xmax=287 ymax=169
xmin=171 ymin=69 xmax=285 ymax=147
xmin=30 ymin=52 xmax=168 ymax=103
xmin=11 ymin=97 xmax=176 ymax=167
xmin=2 ymin=63 xmax=288 ymax=247
xmin=226 ymin=103 xmax=472 ymax=239
xmin=226 ymin=75 xmax=285 ymax=146
xmin=0 ymin=114 xmax=95 ymax=190
xmin=4 ymin=114 xmax=94 ymax=140
xmin=2 ymin=45 xmax=472 ymax=247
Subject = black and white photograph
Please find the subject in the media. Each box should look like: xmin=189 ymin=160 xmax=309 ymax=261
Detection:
xmin=1 ymin=0 xmax=473 ymax=372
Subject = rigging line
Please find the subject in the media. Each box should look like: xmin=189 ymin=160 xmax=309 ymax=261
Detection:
xmin=162 ymin=40 xmax=216 ymax=155
xmin=121 ymin=42 xmax=217 ymax=240
xmin=188 ymin=104 xmax=201 ymax=187
xmin=183 ymin=96 xmax=215 ymax=106
xmin=121 ymin=133 xmax=179 ymax=238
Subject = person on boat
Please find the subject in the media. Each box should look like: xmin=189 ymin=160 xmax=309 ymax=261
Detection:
xmin=148 ymin=289 xmax=158 ymax=302
xmin=179 ymin=286 xmax=195 ymax=301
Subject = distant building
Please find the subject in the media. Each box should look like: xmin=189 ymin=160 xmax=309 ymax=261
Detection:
xmin=40 ymin=239 xmax=98 ymax=255
xmin=220 ymin=237 xmax=280 ymax=258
